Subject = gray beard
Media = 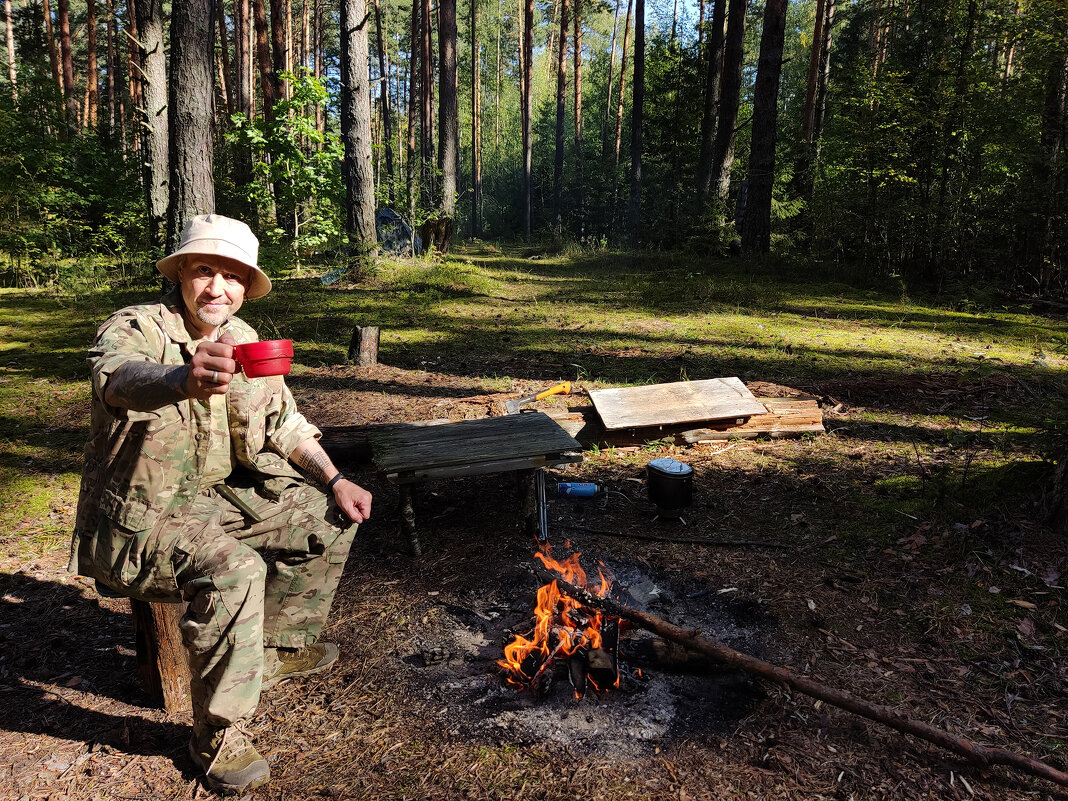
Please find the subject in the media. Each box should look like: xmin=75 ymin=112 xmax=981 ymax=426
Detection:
xmin=196 ymin=306 xmax=230 ymax=328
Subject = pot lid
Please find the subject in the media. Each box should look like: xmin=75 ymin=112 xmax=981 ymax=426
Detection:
xmin=647 ymin=458 xmax=693 ymax=476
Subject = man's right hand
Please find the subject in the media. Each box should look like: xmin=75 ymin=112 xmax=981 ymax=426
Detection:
xmin=185 ymin=333 xmax=239 ymax=400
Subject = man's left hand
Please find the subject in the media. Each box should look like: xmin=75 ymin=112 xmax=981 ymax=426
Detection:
xmin=333 ymin=480 xmax=372 ymax=524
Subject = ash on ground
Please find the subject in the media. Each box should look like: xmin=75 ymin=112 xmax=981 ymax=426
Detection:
xmin=393 ymin=551 xmax=777 ymax=758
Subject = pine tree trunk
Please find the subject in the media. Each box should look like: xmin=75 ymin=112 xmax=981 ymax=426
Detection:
xmin=301 ymin=0 xmax=310 ymax=70
xmin=138 ymin=0 xmax=168 ymax=251
xmin=521 ymin=0 xmax=533 ymax=238
xmin=341 ymin=0 xmax=379 ymax=265
xmin=86 ymin=0 xmax=99 ymax=126
xmin=494 ymin=0 xmax=501 ymax=154
xmin=270 ymin=0 xmax=288 ymax=101
xmin=553 ymin=0 xmax=569 ymax=232
xmin=603 ymin=0 xmax=619 ymax=148
xmin=216 ymin=0 xmax=235 ymax=118
xmin=695 ymin=0 xmax=725 ymax=209
xmin=420 ymin=0 xmax=434 ymax=207
xmin=235 ymin=0 xmax=252 ymax=116
xmin=314 ymin=0 xmax=323 ymax=130
xmin=740 ymin=0 xmax=788 ymax=254
xmin=812 ymin=0 xmax=833 ymax=142
xmin=471 ymin=0 xmax=483 ymax=236
xmin=709 ymin=0 xmax=745 ymax=201
xmin=125 ymin=0 xmax=142 ymax=153
xmin=374 ymin=0 xmax=395 ymax=204
xmin=610 ymin=0 xmax=631 ymax=224
xmin=43 ymin=0 xmax=63 ymax=100
xmin=254 ymin=0 xmax=279 ymax=118
xmin=105 ymin=0 xmax=118 ymax=140
xmin=407 ymin=0 xmax=419 ymax=218
xmin=57 ymin=0 xmax=78 ymax=131
xmin=438 ymin=0 xmax=459 ymax=216
xmin=627 ymin=0 xmax=644 ymax=246
xmin=4 ymin=0 xmax=17 ymax=105
xmin=167 ymin=0 xmax=217 ymax=252
xmin=697 ymin=0 xmax=705 ymax=58
xmin=573 ymin=0 xmax=584 ymax=237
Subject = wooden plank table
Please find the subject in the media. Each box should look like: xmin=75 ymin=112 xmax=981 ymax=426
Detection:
xmin=369 ymin=412 xmax=583 ymax=554
xmin=588 ymin=377 xmax=768 ymax=431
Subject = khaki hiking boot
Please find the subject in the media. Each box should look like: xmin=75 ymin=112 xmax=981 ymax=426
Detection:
xmin=188 ymin=723 xmax=269 ymax=794
xmin=262 ymin=641 xmax=339 ymax=688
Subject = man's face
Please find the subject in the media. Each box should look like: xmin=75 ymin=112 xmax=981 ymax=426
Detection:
xmin=177 ymin=258 xmax=251 ymax=337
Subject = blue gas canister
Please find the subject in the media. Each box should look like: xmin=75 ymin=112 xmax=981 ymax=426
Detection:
xmin=557 ymin=482 xmax=603 ymax=498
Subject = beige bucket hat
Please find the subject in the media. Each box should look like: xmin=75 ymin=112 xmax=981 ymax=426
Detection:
xmin=156 ymin=214 xmax=272 ymax=299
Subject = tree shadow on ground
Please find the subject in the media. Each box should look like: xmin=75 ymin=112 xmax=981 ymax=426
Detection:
xmin=0 ymin=571 xmax=188 ymax=760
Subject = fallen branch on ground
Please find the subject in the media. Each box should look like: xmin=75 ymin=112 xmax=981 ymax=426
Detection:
xmin=555 ymin=522 xmax=789 ymax=548
xmin=533 ymin=565 xmax=1068 ymax=789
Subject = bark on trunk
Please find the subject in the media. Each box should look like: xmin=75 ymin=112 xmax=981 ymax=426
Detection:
xmin=471 ymin=0 xmax=483 ymax=236
xmin=5 ymin=0 xmax=17 ymax=105
xmin=573 ymin=0 xmax=584 ymax=236
xmin=87 ymin=0 xmax=99 ymax=127
xmin=254 ymin=0 xmax=280 ymax=118
xmin=740 ymin=0 xmax=788 ymax=254
xmin=709 ymin=0 xmax=745 ymax=201
xmin=44 ymin=0 xmax=63 ymax=99
xmin=610 ymin=0 xmax=631 ymax=224
xmin=216 ymin=0 xmax=235 ymax=118
xmin=57 ymin=0 xmax=78 ymax=131
xmin=374 ymin=0 xmax=395 ymax=204
xmin=125 ymin=0 xmax=142 ymax=152
xmin=438 ymin=0 xmax=459 ymax=215
xmin=553 ymin=0 xmax=569 ymax=232
xmin=105 ymin=0 xmax=118 ymax=138
xmin=407 ymin=0 xmax=418 ymax=217
xmin=132 ymin=600 xmax=192 ymax=714
xmin=235 ymin=0 xmax=252 ymax=116
xmin=270 ymin=0 xmax=288 ymax=100
xmin=695 ymin=0 xmax=726 ymax=209
xmin=420 ymin=0 xmax=434 ymax=207
xmin=812 ymin=0 xmax=833 ymax=143
xmin=167 ymin=0 xmax=217 ymax=253
xmin=627 ymin=0 xmax=644 ymax=246
xmin=138 ymin=0 xmax=168 ymax=251
xmin=603 ymin=0 xmax=619 ymax=147
xmin=341 ymin=0 xmax=379 ymax=265
xmin=521 ymin=0 xmax=533 ymax=238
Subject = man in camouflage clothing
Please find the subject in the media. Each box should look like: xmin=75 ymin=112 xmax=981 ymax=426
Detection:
xmin=69 ymin=215 xmax=372 ymax=793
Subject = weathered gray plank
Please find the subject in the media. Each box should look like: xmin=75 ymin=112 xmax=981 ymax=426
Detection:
xmin=589 ymin=378 xmax=768 ymax=431
xmin=370 ymin=411 xmax=582 ymax=476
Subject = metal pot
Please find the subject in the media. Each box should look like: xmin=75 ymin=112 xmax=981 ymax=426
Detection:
xmin=646 ymin=458 xmax=693 ymax=510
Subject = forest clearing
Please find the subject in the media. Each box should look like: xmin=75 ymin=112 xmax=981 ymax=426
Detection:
xmin=1 ymin=249 xmax=1067 ymax=800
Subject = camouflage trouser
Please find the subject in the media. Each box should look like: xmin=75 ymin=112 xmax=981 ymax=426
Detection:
xmin=163 ymin=480 xmax=355 ymax=728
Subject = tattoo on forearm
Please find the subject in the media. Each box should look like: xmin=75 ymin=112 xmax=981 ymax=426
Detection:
xmin=106 ymin=362 xmax=190 ymax=412
xmin=293 ymin=447 xmax=334 ymax=485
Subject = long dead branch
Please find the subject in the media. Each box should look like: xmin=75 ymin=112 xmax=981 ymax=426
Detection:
xmin=533 ymin=565 xmax=1068 ymax=789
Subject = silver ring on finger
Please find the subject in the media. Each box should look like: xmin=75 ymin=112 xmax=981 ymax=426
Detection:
xmin=212 ymin=370 xmax=218 ymax=383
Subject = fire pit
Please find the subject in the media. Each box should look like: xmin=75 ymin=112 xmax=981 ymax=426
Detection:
xmin=386 ymin=535 xmax=776 ymax=758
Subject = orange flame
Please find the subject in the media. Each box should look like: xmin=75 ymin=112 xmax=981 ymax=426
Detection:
xmin=497 ymin=545 xmax=616 ymax=688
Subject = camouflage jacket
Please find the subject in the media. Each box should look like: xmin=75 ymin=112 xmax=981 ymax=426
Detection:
xmin=69 ymin=290 xmax=321 ymax=588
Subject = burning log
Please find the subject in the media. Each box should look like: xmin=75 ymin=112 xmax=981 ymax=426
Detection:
xmin=534 ymin=565 xmax=1068 ymax=790
xmin=499 ymin=549 xmax=620 ymax=698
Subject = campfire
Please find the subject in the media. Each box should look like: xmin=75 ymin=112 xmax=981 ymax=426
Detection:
xmin=498 ymin=545 xmax=621 ymax=698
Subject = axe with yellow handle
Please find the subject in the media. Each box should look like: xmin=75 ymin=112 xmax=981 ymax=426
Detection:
xmin=504 ymin=381 xmax=572 ymax=414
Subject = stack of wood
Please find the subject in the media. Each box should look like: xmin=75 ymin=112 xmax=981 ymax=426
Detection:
xmin=547 ymin=378 xmax=823 ymax=449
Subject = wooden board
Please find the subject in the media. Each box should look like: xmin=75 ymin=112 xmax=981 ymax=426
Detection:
xmin=588 ymin=378 xmax=768 ymax=431
xmin=545 ymin=397 xmax=823 ymax=447
xmin=370 ymin=411 xmax=582 ymax=482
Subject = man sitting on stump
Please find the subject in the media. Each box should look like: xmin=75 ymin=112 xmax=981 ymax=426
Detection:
xmin=68 ymin=214 xmax=373 ymax=793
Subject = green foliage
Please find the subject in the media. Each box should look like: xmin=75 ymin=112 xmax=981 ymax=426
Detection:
xmin=226 ymin=71 xmax=345 ymax=264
